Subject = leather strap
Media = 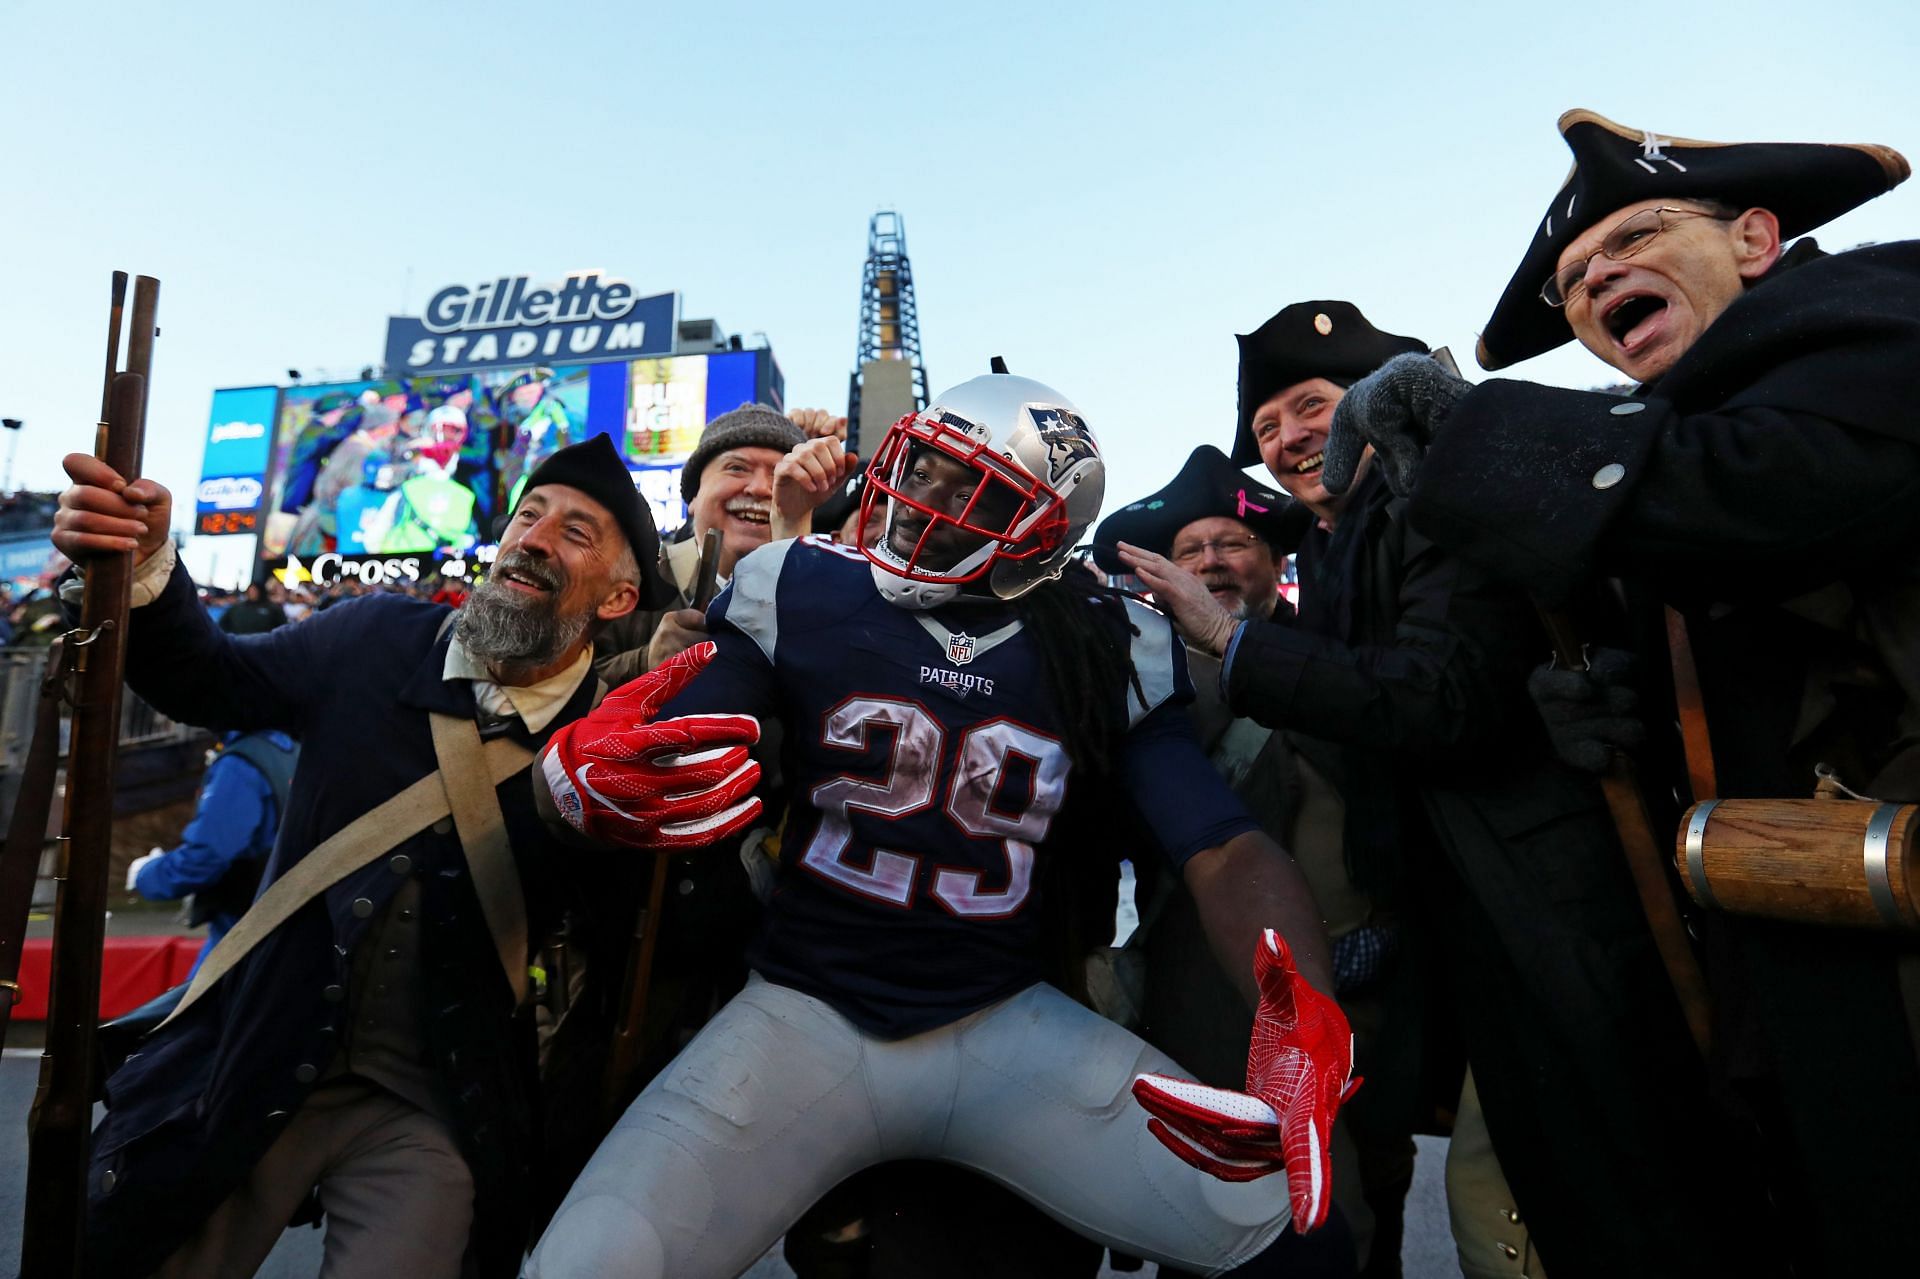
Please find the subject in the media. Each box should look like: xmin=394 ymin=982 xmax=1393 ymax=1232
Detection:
xmin=1666 ymin=606 xmax=1718 ymax=802
xmin=164 ymin=730 xmax=533 ymax=1027
xmin=431 ymin=712 xmax=530 ymax=1004
xmin=0 ymin=640 xmax=73 ymax=1046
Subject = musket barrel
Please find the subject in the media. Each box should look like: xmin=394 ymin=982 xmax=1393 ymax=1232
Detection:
xmin=23 ymin=272 xmax=158 ymax=1272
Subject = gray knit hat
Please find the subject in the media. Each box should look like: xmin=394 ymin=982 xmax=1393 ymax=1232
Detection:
xmin=681 ymin=404 xmax=805 ymax=502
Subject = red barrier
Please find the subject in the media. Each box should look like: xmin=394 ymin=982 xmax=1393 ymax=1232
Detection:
xmin=12 ymin=935 xmax=203 ymax=1021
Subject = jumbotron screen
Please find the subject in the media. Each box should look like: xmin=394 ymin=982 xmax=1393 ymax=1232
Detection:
xmin=193 ymin=349 xmax=776 ymax=570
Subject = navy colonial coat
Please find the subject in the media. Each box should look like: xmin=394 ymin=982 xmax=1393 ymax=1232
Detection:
xmin=1221 ymin=473 xmax=1770 ymax=1276
xmin=1410 ymin=242 xmax=1920 ymax=1273
xmin=86 ymin=563 xmax=638 ymax=1277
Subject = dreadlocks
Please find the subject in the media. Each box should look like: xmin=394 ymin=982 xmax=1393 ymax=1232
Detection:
xmin=1012 ymin=575 xmax=1147 ymax=777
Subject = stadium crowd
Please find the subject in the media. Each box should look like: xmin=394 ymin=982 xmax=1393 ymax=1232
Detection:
xmin=43 ymin=109 xmax=1920 ymax=1279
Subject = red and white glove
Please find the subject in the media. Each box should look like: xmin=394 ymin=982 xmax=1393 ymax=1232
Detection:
xmin=540 ymin=642 xmax=764 ymax=850
xmin=1132 ymin=928 xmax=1358 ymax=1232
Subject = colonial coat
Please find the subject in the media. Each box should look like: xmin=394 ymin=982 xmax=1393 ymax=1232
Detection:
xmin=1221 ymin=473 xmax=1767 ymax=1276
xmin=1411 ymin=240 xmax=1920 ymax=1273
xmin=85 ymin=564 xmax=640 ymax=1277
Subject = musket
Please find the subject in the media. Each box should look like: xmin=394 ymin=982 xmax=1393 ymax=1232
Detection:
xmin=602 ymin=527 xmax=724 ymax=1114
xmin=21 ymin=272 xmax=160 ymax=1274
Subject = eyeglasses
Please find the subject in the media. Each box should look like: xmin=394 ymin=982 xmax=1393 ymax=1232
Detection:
xmin=1171 ymin=536 xmax=1262 ymax=566
xmin=1540 ymin=206 xmax=1737 ymax=308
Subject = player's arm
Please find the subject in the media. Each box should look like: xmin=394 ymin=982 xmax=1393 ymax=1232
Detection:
xmin=1184 ymin=830 xmax=1332 ymax=1004
xmin=1118 ymin=669 xmax=1354 ymax=1231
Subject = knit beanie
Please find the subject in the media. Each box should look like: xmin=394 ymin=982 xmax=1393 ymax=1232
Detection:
xmin=680 ymin=404 xmax=805 ymax=502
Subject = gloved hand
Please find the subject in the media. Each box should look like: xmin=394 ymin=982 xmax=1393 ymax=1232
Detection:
xmin=1321 ymin=352 xmax=1471 ymax=498
xmin=1132 ymin=928 xmax=1358 ymax=1232
xmin=125 ymin=848 xmax=164 ymax=894
xmin=1528 ymin=646 xmax=1645 ymax=773
xmin=540 ymin=642 xmax=764 ymax=850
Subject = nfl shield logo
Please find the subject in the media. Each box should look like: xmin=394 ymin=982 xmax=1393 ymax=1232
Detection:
xmin=947 ymin=632 xmax=977 ymax=665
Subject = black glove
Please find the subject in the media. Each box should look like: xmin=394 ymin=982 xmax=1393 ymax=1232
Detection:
xmin=1528 ymin=647 xmax=1646 ymax=773
xmin=1321 ymin=353 xmax=1471 ymax=498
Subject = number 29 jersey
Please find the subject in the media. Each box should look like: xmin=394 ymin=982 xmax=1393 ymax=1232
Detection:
xmin=662 ymin=536 xmax=1259 ymax=1038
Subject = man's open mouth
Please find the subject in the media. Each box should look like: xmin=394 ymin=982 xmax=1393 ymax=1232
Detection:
xmin=497 ymin=565 xmax=558 ymax=594
xmin=1601 ymin=292 xmax=1669 ymax=349
xmin=726 ymin=504 xmax=770 ymax=527
xmin=1293 ymin=452 xmax=1324 ymax=476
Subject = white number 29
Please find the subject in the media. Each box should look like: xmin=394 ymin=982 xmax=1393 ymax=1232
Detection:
xmin=800 ymin=696 xmax=1068 ymax=918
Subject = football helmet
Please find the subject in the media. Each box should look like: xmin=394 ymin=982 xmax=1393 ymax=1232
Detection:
xmin=859 ymin=371 xmax=1105 ymax=610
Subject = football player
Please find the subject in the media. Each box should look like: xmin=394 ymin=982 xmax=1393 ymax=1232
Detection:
xmin=527 ymin=369 xmax=1356 ymax=1277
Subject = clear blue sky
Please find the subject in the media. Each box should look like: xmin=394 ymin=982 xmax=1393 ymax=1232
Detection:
xmin=4 ymin=0 xmax=1913 ymax=581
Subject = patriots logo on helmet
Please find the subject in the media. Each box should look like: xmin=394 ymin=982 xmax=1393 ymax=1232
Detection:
xmin=1030 ymin=407 xmax=1096 ymax=483
xmin=947 ymin=632 xmax=977 ymax=665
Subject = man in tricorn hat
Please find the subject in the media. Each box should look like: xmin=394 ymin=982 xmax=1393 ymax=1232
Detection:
xmin=1124 ymin=300 xmax=1762 ymax=1277
xmin=1324 ymin=108 xmax=1918 ymax=1272
xmin=53 ymin=433 xmax=747 ymax=1277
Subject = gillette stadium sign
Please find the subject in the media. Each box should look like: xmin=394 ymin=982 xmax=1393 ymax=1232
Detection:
xmin=383 ymin=271 xmax=677 ymax=375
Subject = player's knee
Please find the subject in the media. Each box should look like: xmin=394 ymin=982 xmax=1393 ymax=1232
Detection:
xmin=525 ymin=1193 xmax=666 ymax=1279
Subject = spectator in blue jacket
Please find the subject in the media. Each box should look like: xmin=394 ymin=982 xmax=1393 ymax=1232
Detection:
xmin=126 ymin=729 xmax=299 ymax=976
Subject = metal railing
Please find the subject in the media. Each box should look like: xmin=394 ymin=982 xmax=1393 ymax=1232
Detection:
xmin=0 ymin=645 xmax=203 ymax=774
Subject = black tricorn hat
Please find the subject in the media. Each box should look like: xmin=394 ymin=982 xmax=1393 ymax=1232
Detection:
xmin=514 ymin=433 xmax=673 ymax=608
xmin=1232 ymin=302 xmax=1428 ymax=466
xmin=1091 ymin=446 xmax=1308 ymax=573
xmin=1478 ymin=108 xmax=1909 ymax=371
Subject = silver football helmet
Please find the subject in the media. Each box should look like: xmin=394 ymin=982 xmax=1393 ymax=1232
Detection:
xmin=858 ymin=371 xmax=1106 ymax=610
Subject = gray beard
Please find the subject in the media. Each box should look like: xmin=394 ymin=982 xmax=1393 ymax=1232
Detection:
xmin=456 ymin=575 xmax=589 ymax=677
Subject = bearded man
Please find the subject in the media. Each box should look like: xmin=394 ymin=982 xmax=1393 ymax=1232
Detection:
xmin=53 ymin=433 xmax=700 ymax=1278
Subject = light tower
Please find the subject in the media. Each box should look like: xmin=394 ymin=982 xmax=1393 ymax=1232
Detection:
xmin=847 ymin=211 xmax=928 ymax=457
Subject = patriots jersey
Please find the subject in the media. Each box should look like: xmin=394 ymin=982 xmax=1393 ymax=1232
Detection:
xmin=663 ymin=536 xmax=1259 ymax=1037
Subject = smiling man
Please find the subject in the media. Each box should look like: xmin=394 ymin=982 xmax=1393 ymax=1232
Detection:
xmin=1323 ymin=109 xmax=1919 ymax=1274
xmin=51 ymin=433 xmax=723 ymax=1279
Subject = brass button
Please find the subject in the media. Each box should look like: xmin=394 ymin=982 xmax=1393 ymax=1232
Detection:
xmin=398 ymin=909 xmax=414 ymax=922
xmin=1502 ymin=1208 xmax=1521 ymax=1223
xmin=1497 ymin=1242 xmax=1519 ymax=1260
xmin=1609 ymin=401 xmax=1646 ymax=415
xmin=351 ymin=897 xmax=374 ymax=918
xmin=294 ymin=1063 xmax=318 ymax=1084
xmin=1592 ymin=463 xmax=1626 ymax=489
xmin=389 ymin=854 xmax=413 ymax=875
xmin=1313 ymin=312 xmax=1334 ymax=336
xmin=322 ymin=984 xmax=345 ymax=1003
xmin=432 ymin=817 xmax=454 ymax=836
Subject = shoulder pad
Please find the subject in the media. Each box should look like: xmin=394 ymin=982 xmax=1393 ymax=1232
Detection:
xmin=1120 ymin=596 xmax=1184 ymax=729
xmin=713 ymin=537 xmax=802 ymax=664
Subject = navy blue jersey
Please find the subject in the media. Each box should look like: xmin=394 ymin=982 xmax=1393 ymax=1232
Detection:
xmin=664 ymin=536 xmax=1259 ymax=1036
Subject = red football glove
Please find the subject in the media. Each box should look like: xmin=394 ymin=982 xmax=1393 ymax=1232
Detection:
xmin=1132 ymin=928 xmax=1358 ymax=1232
xmin=540 ymin=642 xmax=764 ymax=850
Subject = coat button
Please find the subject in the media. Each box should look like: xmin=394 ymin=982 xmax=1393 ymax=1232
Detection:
xmin=351 ymin=897 xmax=374 ymax=918
xmin=1496 ymin=1243 xmax=1519 ymax=1260
xmin=432 ymin=818 xmax=454 ymax=835
xmin=1609 ymin=400 xmax=1646 ymax=415
xmin=101 ymin=1170 xmax=117 ymax=1193
xmin=389 ymin=854 xmax=413 ymax=875
xmin=322 ymin=984 xmax=345 ymax=1002
xmin=1591 ymin=463 xmax=1626 ymax=489
xmin=294 ymin=1063 xmax=318 ymax=1083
